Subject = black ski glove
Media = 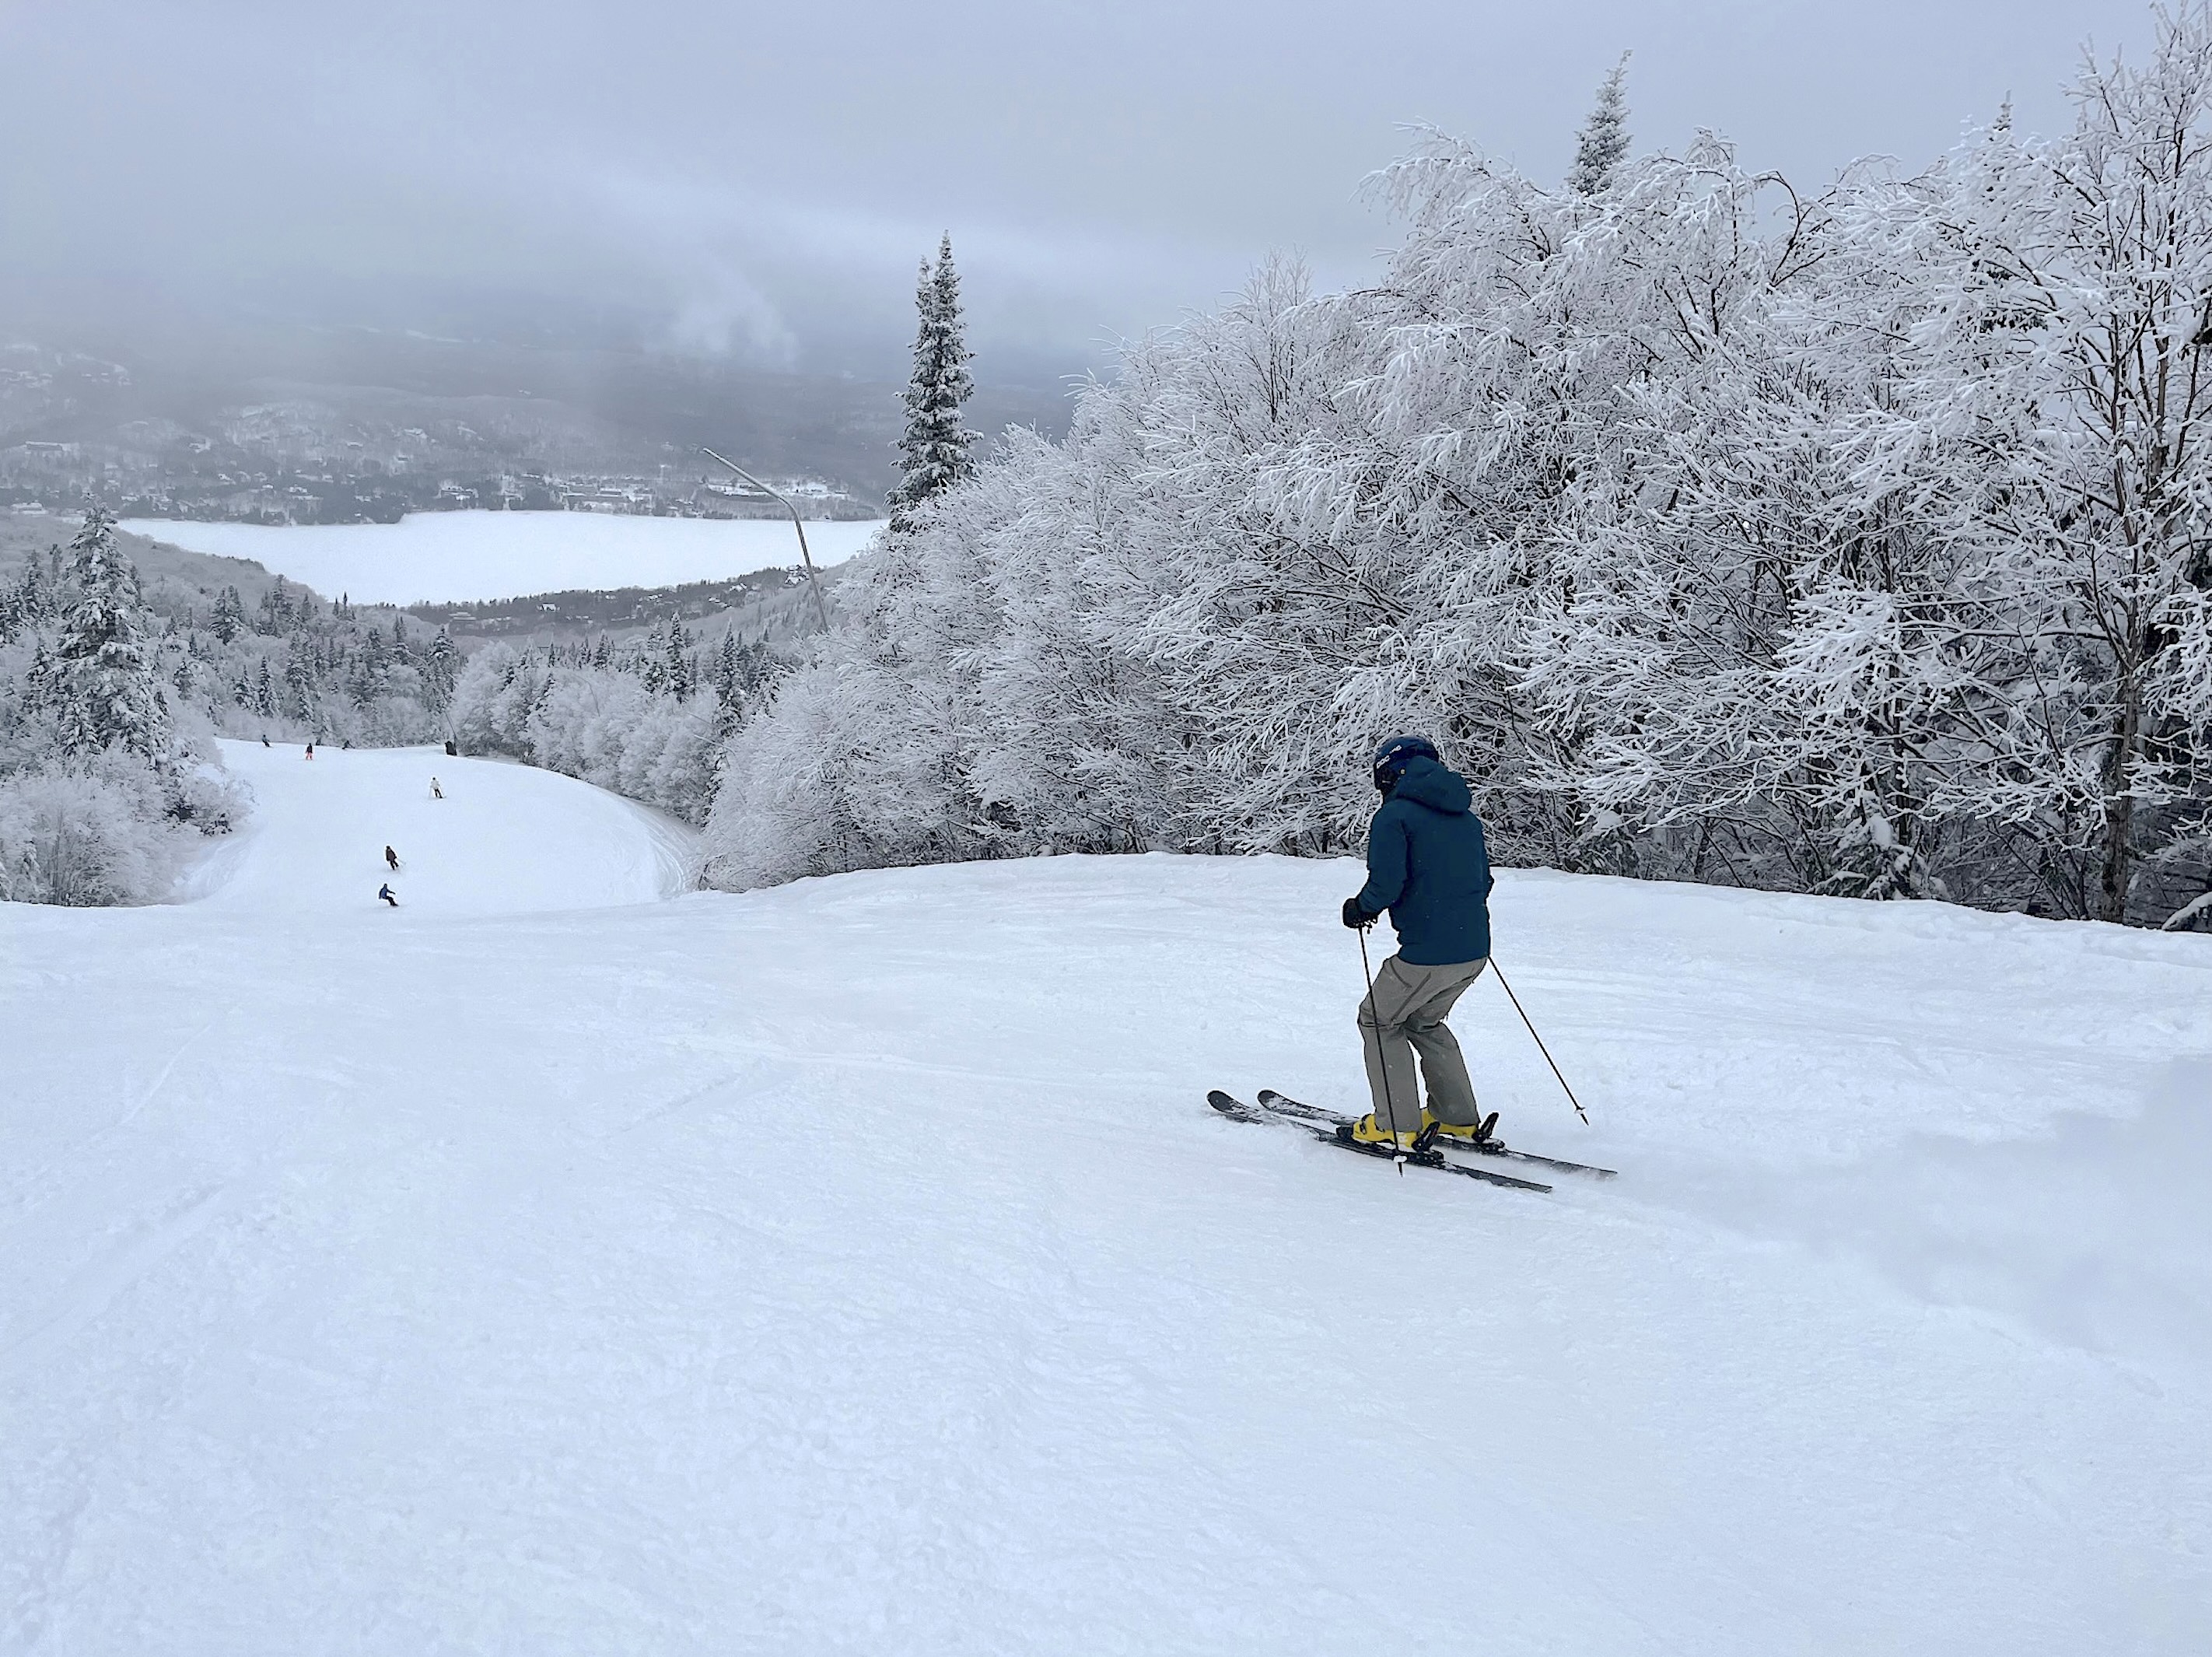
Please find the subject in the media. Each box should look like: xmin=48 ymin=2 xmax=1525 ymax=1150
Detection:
xmin=1342 ymin=896 xmax=1373 ymax=930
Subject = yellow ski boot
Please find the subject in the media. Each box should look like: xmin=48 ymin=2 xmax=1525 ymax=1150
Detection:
xmin=1423 ymin=1107 xmax=1500 ymax=1145
xmin=1346 ymin=1112 xmax=1420 ymax=1152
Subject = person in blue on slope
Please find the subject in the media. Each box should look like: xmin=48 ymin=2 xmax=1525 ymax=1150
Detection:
xmin=377 ymin=883 xmax=398 ymax=908
xmin=1340 ymin=735 xmax=1499 ymax=1151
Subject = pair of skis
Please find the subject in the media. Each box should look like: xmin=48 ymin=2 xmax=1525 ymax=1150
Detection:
xmin=1207 ymin=1088 xmax=1616 ymax=1193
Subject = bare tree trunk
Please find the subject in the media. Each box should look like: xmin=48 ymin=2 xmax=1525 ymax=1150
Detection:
xmin=2098 ymin=678 xmax=2144 ymax=922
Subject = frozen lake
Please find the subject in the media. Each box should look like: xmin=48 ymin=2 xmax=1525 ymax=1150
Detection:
xmin=121 ymin=511 xmax=884 ymax=605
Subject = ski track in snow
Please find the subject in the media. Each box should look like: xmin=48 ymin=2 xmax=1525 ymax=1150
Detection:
xmin=2 ymin=741 xmax=2209 ymax=1653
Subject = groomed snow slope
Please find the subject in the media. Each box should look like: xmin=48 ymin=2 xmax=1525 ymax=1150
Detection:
xmin=3 ymin=747 xmax=2209 ymax=1655
xmin=187 ymin=741 xmax=696 ymax=914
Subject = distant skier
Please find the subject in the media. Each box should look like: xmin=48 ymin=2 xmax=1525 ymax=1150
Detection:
xmin=305 ymin=742 xmax=314 ymax=760
xmin=1339 ymin=736 xmax=1497 ymax=1151
xmin=261 ymin=734 xmax=271 ymax=748
xmin=384 ymin=845 xmax=401 ymax=872
xmin=377 ymin=883 xmax=398 ymax=908
xmin=429 ymin=776 xmax=445 ymax=800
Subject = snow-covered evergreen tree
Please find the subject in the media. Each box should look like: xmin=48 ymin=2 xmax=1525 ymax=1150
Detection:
xmin=887 ymin=234 xmax=978 ymax=534
xmin=1568 ymin=54 xmax=1632 ymax=194
xmin=210 ymin=585 xmax=247 ymax=644
xmin=710 ymin=632 xmax=742 ymax=707
xmin=1 ymin=515 xmax=253 ymax=906
xmin=282 ymin=639 xmax=316 ymax=723
xmin=425 ymin=626 xmax=459 ymax=709
xmin=0 ymin=560 xmax=51 ymax=643
xmin=23 ymin=639 xmax=60 ymax=718
xmin=664 ymin=623 xmax=693 ymax=702
xmin=51 ymin=510 xmax=173 ymax=764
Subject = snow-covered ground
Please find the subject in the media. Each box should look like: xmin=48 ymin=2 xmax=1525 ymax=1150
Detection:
xmin=4 ymin=742 xmax=2209 ymax=1653
xmin=121 ymin=513 xmax=884 ymax=605
xmin=177 ymin=742 xmax=696 ymax=916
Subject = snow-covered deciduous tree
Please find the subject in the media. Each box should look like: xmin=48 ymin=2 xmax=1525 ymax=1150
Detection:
xmin=1961 ymin=9 xmax=2212 ymax=923
xmin=448 ymin=626 xmax=770 ymax=827
xmin=694 ymin=8 xmax=2212 ymax=927
xmin=0 ymin=758 xmax=204 ymax=906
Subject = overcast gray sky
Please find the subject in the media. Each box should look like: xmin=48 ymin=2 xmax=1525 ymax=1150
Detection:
xmin=0 ymin=0 xmax=2169 ymax=375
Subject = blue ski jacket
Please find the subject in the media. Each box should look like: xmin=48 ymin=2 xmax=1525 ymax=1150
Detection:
xmin=1353 ymin=755 xmax=1493 ymax=965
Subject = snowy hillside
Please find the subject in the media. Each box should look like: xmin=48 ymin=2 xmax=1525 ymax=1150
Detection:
xmin=3 ymin=747 xmax=2209 ymax=1653
xmin=186 ymin=741 xmax=696 ymax=914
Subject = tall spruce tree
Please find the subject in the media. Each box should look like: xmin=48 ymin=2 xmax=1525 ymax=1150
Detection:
xmin=665 ymin=622 xmax=693 ymax=702
xmin=888 ymin=233 xmax=978 ymax=533
xmin=210 ymin=584 xmax=247 ymax=643
xmin=711 ymin=632 xmax=744 ymax=706
xmin=283 ymin=638 xmax=316 ymax=720
xmin=52 ymin=509 xmax=174 ymax=763
xmin=426 ymin=625 xmax=460 ymax=706
xmin=1569 ymin=54 xmax=1632 ymax=195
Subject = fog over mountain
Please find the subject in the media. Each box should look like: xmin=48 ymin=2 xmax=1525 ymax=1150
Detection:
xmin=0 ymin=0 xmax=2171 ymax=516
xmin=2 ymin=0 xmax=2161 ymax=377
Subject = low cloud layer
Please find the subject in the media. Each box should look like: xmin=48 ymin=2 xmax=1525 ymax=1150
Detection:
xmin=0 ymin=0 xmax=2165 ymax=375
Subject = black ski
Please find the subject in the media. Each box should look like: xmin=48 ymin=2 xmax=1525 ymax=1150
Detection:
xmin=1206 ymin=1089 xmax=1272 ymax=1125
xmin=1208 ymin=1091 xmax=1552 ymax=1193
xmin=1257 ymin=1089 xmax=1616 ymax=1180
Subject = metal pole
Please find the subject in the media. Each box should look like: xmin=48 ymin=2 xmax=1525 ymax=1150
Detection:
xmin=1357 ymin=921 xmax=1408 ymax=1172
xmin=1490 ymin=958 xmax=1591 ymax=1125
xmin=700 ymin=447 xmax=832 ymax=632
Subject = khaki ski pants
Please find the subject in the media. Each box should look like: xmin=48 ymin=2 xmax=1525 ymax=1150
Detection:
xmin=1358 ymin=955 xmax=1488 ymax=1136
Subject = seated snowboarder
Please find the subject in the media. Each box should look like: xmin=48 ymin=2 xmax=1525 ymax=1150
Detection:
xmin=377 ymin=883 xmax=398 ymax=908
xmin=1340 ymin=735 xmax=1498 ymax=1151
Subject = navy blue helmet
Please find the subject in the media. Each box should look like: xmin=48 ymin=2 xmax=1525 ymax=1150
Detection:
xmin=1372 ymin=734 xmax=1440 ymax=793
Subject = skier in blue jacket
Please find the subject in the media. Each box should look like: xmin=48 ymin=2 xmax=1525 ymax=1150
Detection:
xmin=1341 ymin=735 xmax=1497 ymax=1150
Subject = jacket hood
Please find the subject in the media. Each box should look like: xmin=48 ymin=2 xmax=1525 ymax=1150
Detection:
xmin=1390 ymin=754 xmax=1472 ymax=814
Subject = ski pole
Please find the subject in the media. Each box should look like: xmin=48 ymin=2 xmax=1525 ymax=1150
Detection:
xmin=1356 ymin=921 xmax=1408 ymax=1172
xmin=1490 ymin=958 xmax=1590 ymax=1125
